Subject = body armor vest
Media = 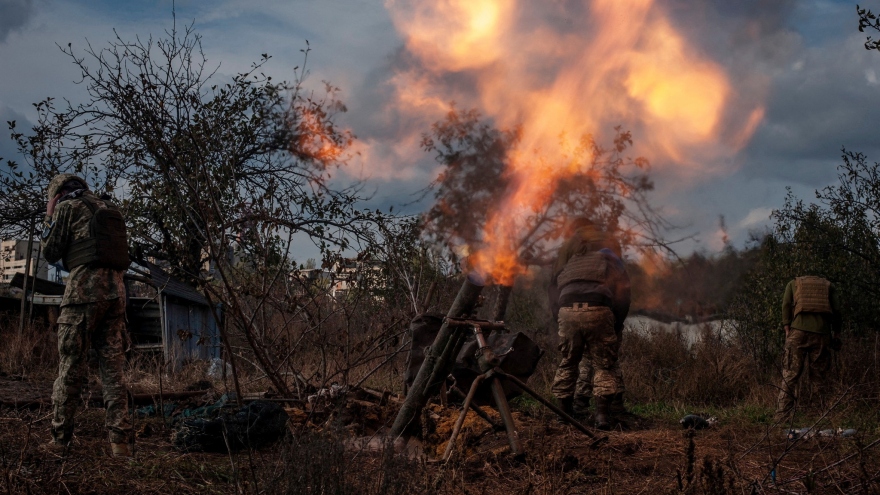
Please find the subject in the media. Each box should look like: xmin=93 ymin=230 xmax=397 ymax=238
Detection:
xmin=793 ymin=276 xmax=832 ymax=316
xmin=64 ymin=196 xmax=130 ymax=271
xmin=557 ymin=251 xmax=608 ymax=288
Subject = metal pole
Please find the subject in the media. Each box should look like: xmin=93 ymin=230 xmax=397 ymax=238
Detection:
xmin=28 ymin=242 xmax=42 ymax=323
xmin=390 ymin=273 xmax=485 ymax=440
xmin=497 ymin=370 xmax=606 ymax=447
xmin=471 ymin=323 xmax=522 ymax=457
xmin=18 ymin=215 xmax=36 ymax=336
xmin=442 ymin=374 xmax=487 ymax=461
xmin=488 ymin=375 xmax=522 ymax=456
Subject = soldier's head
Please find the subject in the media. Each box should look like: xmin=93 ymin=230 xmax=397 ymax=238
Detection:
xmin=47 ymin=174 xmax=88 ymax=201
xmin=566 ymin=216 xmax=622 ymax=254
xmin=566 ymin=216 xmax=597 ymax=237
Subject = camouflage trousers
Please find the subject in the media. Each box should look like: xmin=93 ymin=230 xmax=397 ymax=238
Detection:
xmin=575 ymin=326 xmax=625 ymax=401
xmin=551 ymin=306 xmax=622 ymax=399
xmin=774 ymin=329 xmax=832 ymax=422
xmin=52 ymin=298 xmax=131 ymax=444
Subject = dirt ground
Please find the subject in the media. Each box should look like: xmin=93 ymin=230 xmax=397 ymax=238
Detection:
xmin=1 ymin=376 xmax=878 ymax=494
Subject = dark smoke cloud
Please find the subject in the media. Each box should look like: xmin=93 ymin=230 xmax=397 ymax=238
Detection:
xmin=0 ymin=0 xmax=35 ymax=43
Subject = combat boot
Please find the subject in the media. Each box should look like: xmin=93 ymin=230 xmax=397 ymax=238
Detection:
xmin=557 ymin=396 xmax=574 ymax=416
xmin=594 ymin=395 xmax=613 ymax=430
xmin=610 ymin=392 xmax=627 ymax=415
xmin=572 ymin=396 xmax=591 ymax=417
xmin=110 ymin=442 xmax=132 ymax=458
xmin=40 ymin=440 xmax=70 ymax=457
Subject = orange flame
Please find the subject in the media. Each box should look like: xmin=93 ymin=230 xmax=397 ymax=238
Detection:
xmin=386 ymin=0 xmax=766 ymax=284
xmin=294 ymin=108 xmax=350 ymax=165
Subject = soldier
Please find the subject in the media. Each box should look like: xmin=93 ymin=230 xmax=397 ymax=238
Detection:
xmin=774 ymin=275 xmax=842 ymax=423
xmin=41 ymin=174 xmax=132 ymax=457
xmin=549 ymin=218 xmax=628 ymax=430
xmin=570 ymin=247 xmax=630 ymax=417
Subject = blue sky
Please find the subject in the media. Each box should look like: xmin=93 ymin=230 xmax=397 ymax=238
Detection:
xmin=2 ymin=0 xmax=880 ymax=258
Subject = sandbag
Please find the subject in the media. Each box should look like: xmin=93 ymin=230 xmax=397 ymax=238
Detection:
xmin=455 ymin=332 xmax=543 ymax=405
xmin=404 ymin=314 xmax=543 ymax=405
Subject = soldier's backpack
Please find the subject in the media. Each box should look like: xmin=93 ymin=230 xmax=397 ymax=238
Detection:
xmin=64 ymin=195 xmax=130 ymax=271
xmin=556 ymin=251 xmax=608 ymax=288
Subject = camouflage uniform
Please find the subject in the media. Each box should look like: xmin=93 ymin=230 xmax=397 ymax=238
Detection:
xmin=41 ymin=174 xmax=131 ymax=445
xmin=551 ymin=305 xmax=621 ymax=398
xmin=774 ymin=277 xmax=841 ymax=423
xmin=574 ymin=329 xmax=624 ymax=405
xmin=775 ymin=329 xmax=832 ymax=422
xmin=571 ymin=251 xmax=629 ymax=411
xmin=549 ymin=225 xmax=629 ymax=428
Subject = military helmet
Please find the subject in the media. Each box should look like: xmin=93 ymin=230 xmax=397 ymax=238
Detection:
xmin=568 ymin=216 xmax=596 ymax=233
xmin=47 ymin=173 xmax=88 ymax=201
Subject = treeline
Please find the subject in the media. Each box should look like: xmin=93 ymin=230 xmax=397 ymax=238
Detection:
xmin=626 ymin=150 xmax=880 ymax=377
xmin=628 ymin=246 xmax=759 ymax=321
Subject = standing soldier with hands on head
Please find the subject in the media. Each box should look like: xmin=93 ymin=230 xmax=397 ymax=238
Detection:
xmin=549 ymin=217 xmax=629 ymax=430
xmin=774 ymin=275 xmax=842 ymax=424
xmin=41 ymin=174 xmax=133 ymax=457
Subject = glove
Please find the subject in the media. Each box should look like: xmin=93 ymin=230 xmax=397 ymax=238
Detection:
xmin=830 ymin=336 xmax=842 ymax=352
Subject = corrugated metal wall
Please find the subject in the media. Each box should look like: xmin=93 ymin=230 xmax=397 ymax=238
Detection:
xmin=162 ymin=295 xmax=221 ymax=367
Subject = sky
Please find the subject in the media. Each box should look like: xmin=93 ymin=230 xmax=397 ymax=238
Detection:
xmin=2 ymin=0 xmax=879 ymax=259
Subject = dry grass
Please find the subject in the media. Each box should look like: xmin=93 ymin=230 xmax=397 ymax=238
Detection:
xmin=2 ymin=312 xmax=880 ymax=494
xmin=621 ymin=325 xmax=764 ymax=408
xmin=0 ymin=322 xmax=58 ymax=380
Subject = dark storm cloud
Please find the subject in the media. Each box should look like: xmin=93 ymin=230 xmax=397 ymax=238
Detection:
xmin=0 ymin=0 xmax=35 ymax=42
xmin=655 ymin=0 xmax=880 ymax=190
xmin=343 ymin=46 xmax=421 ymax=142
xmin=741 ymin=34 xmax=880 ymax=187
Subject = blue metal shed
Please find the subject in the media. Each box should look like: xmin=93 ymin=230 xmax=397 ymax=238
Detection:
xmin=129 ymin=260 xmax=222 ymax=369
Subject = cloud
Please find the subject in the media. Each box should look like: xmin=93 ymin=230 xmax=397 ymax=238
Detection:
xmin=0 ymin=0 xmax=34 ymax=43
xmin=738 ymin=207 xmax=774 ymax=229
xmin=738 ymin=31 xmax=880 ymax=184
xmin=1 ymin=0 xmax=875 ymax=260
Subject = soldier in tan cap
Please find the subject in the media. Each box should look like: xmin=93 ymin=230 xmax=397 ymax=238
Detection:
xmin=41 ymin=174 xmax=132 ymax=457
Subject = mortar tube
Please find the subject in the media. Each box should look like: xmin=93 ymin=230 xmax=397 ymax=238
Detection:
xmin=491 ymin=285 xmax=513 ymax=323
xmin=424 ymin=330 xmax=465 ymax=400
xmin=389 ymin=273 xmax=485 ymax=440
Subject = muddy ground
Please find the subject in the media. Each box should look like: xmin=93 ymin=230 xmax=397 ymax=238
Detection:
xmin=1 ymin=376 xmax=878 ymax=494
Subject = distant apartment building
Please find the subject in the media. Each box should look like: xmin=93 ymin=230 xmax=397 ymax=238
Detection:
xmin=291 ymin=258 xmax=384 ymax=299
xmin=0 ymin=239 xmax=48 ymax=283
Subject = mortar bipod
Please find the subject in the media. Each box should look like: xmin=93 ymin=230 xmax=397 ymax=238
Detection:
xmin=441 ymin=320 xmax=608 ymax=462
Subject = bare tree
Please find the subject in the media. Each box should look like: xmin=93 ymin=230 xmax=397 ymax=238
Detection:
xmin=420 ymin=107 xmax=676 ymax=270
xmin=0 ymin=18 xmax=392 ymax=397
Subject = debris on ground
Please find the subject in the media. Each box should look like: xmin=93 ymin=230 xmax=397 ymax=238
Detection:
xmin=136 ymin=392 xmax=231 ymax=420
xmin=172 ymin=400 xmax=288 ymax=452
xmin=679 ymin=414 xmax=717 ymax=430
xmin=788 ymin=427 xmax=859 ymax=441
xmin=307 ymin=383 xmax=347 ymax=405
xmin=206 ymin=358 xmax=232 ymax=379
